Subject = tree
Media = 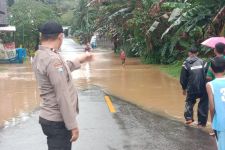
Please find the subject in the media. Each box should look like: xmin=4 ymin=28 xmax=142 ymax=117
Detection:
xmin=135 ymin=0 xmax=143 ymax=10
xmin=72 ymin=0 xmax=98 ymax=43
xmin=160 ymin=0 xmax=225 ymax=63
xmin=72 ymin=0 xmax=225 ymax=64
xmin=7 ymin=0 xmax=14 ymax=6
xmin=9 ymin=0 xmax=58 ymax=53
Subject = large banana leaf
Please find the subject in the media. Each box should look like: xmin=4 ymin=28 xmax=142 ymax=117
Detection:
xmin=161 ymin=5 xmax=211 ymax=39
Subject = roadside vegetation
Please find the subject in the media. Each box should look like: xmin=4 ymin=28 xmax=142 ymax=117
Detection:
xmin=72 ymin=0 xmax=225 ymax=65
xmin=6 ymin=0 xmax=225 ymax=68
xmin=7 ymin=0 xmax=75 ymax=55
xmin=159 ymin=62 xmax=182 ymax=78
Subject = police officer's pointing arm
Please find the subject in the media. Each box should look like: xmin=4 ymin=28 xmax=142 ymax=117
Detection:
xmin=66 ymin=59 xmax=81 ymax=72
xmin=47 ymin=58 xmax=78 ymax=130
xmin=66 ymin=53 xmax=94 ymax=72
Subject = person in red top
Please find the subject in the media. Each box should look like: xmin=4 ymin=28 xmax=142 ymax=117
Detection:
xmin=120 ymin=50 xmax=126 ymax=67
xmin=84 ymin=42 xmax=92 ymax=52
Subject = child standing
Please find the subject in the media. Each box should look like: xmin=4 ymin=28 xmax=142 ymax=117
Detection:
xmin=84 ymin=42 xmax=92 ymax=52
xmin=120 ymin=50 xmax=126 ymax=67
xmin=206 ymin=57 xmax=225 ymax=150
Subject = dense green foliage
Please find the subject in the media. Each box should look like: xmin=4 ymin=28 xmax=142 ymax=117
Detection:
xmin=7 ymin=0 xmax=15 ymax=6
xmin=8 ymin=0 xmax=75 ymax=55
xmin=7 ymin=0 xmax=225 ymax=61
xmin=9 ymin=0 xmax=58 ymax=52
xmin=71 ymin=0 xmax=97 ymax=43
xmin=72 ymin=0 xmax=225 ymax=64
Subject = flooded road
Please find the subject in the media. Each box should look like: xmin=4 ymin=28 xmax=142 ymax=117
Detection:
xmin=0 ymin=86 xmax=216 ymax=150
xmin=0 ymin=38 xmax=185 ymax=127
xmin=72 ymin=51 xmax=185 ymax=120
xmin=0 ymin=63 xmax=39 ymax=127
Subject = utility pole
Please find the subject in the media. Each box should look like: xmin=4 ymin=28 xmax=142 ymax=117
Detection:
xmin=22 ymin=24 xmax=24 ymax=47
xmin=86 ymin=1 xmax=90 ymax=43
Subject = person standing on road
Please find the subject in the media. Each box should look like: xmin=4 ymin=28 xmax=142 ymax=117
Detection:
xmin=206 ymin=57 xmax=225 ymax=150
xmin=32 ymin=21 xmax=93 ymax=150
xmin=180 ymin=47 xmax=208 ymax=127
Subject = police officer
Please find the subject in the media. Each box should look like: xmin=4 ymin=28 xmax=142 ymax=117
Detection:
xmin=180 ymin=47 xmax=208 ymax=127
xmin=32 ymin=21 xmax=93 ymax=150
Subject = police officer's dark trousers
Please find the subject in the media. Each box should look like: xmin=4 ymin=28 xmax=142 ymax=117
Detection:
xmin=184 ymin=92 xmax=209 ymax=126
xmin=39 ymin=117 xmax=72 ymax=150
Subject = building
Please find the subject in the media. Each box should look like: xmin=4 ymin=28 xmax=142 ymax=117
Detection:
xmin=0 ymin=0 xmax=8 ymax=27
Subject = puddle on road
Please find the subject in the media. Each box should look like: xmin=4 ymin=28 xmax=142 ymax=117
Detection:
xmin=0 ymin=50 xmax=185 ymax=127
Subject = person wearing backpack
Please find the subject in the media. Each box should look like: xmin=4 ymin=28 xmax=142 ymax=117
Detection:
xmin=180 ymin=47 xmax=208 ymax=127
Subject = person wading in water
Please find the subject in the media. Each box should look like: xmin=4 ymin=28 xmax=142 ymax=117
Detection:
xmin=180 ymin=47 xmax=208 ymax=127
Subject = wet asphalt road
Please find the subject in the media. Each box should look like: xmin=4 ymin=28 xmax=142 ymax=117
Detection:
xmin=0 ymin=39 xmax=217 ymax=149
xmin=0 ymin=86 xmax=217 ymax=150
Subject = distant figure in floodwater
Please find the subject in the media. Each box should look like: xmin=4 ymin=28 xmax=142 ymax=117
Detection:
xmin=90 ymin=35 xmax=97 ymax=49
xmin=206 ymin=57 xmax=225 ymax=150
xmin=120 ymin=50 xmax=126 ymax=67
xmin=180 ymin=47 xmax=208 ymax=127
xmin=84 ymin=42 xmax=92 ymax=52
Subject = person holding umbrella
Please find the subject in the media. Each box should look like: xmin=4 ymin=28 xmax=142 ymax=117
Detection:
xmin=202 ymin=37 xmax=225 ymax=136
xmin=207 ymin=42 xmax=225 ymax=81
xmin=201 ymin=37 xmax=225 ymax=49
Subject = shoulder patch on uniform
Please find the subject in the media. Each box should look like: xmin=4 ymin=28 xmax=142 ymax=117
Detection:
xmin=54 ymin=62 xmax=63 ymax=68
xmin=53 ymin=61 xmax=64 ymax=72
xmin=57 ymin=67 xmax=64 ymax=72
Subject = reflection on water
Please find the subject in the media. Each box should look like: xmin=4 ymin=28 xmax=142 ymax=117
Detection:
xmin=0 ymin=63 xmax=40 ymax=128
xmin=72 ymin=51 xmax=185 ymax=120
xmin=84 ymin=63 xmax=91 ymax=82
xmin=0 ymin=48 xmax=185 ymax=128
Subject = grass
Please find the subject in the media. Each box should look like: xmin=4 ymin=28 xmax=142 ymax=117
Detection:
xmin=0 ymin=68 xmax=7 ymax=72
xmin=159 ymin=61 xmax=182 ymax=79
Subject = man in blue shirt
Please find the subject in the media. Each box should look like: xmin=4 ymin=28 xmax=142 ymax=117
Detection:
xmin=206 ymin=57 xmax=225 ymax=150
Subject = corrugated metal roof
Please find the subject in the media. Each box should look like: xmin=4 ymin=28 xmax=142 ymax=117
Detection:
xmin=0 ymin=0 xmax=8 ymax=26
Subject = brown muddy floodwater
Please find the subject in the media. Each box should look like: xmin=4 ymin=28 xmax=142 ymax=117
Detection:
xmin=0 ymin=63 xmax=39 ymax=127
xmin=72 ymin=51 xmax=185 ymax=120
xmin=0 ymin=50 xmax=186 ymax=128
